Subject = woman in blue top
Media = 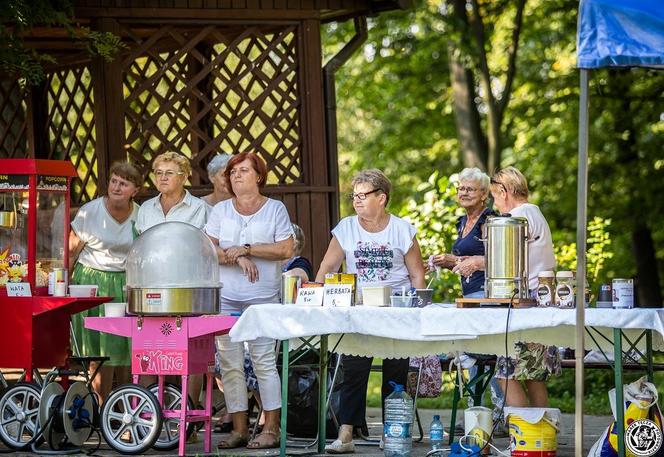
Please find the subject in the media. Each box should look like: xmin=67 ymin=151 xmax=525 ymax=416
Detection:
xmin=431 ymin=167 xmax=494 ymax=297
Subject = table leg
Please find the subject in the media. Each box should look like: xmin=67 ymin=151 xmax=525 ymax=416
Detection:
xmin=449 ymin=378 xmax=461 ymax=445
xmin=614 ymin=328 xmax=625 ymax=457
xmin=179 ymin=374 xmax=189 ymax=457
xmin=204 ymin=372 xmax=213 ymax=453
xmin=318 ymin=335 xmax=329 ymax=454
xmin=280 ymin=339 xmax=289 ymax=457
xmin=646 ymin=330 xmax=654 ymax=383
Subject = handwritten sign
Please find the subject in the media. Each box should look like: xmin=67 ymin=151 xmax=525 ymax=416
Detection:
xmin=6 ymin=282 xmax=31 ymax=296
xmin=323 ymin=284 xmax=353 ymax=307
xmin=296 ymin=287 xmax=324 ymax=306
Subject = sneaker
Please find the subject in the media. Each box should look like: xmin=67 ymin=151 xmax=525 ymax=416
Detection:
xmin=325 ymin=439 xmax=355 ymax=454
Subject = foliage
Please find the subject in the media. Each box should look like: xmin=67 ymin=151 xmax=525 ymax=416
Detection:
xmin=0 ymin=0 xmax=125 ymax=85
xmin=554 ymin=217 xmax=614 ymax=292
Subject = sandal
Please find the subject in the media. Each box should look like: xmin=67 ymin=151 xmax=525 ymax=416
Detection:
xmin=246 ymin=430 xmax=280 ymax=449
xmin=217 ymin=431 xmax=249 ymax=449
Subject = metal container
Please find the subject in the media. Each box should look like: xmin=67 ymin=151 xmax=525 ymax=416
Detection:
xmin=482 ymin=216 xmax=529 ymax=299
xmin=280 ymin=273 xmax=300 ymax=304
xmin=125 ymin=222 xmax=221 ymax=315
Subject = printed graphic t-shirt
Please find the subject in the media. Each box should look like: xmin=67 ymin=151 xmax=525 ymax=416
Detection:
xmin=331 ymin=214 xmax=416 ymax=291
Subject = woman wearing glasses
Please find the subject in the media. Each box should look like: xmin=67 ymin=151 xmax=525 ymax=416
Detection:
xmin=205 ymin=152 xmax=294 ymax=450
xmin=315 ymin=169 xmax=425 ymax=454
xmin=490 ymin=166 xmax=559 ymax=408
xmin=135 ymin=151 xmax=208 ymax=233
xmin=430 ymin=167 xmax=495 ymax=298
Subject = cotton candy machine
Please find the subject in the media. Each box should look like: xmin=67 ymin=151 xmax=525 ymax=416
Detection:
xmin=125 ymin=222 xmax=221 ymax=315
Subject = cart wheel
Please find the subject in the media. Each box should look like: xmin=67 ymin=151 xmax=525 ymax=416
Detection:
xmin=0 ymin=382 xmax=41 ymax=449
xmin=147 ymin=383 xmax=195 ymax=450
xmin=100 ymin=384 xmax=162 ymax=455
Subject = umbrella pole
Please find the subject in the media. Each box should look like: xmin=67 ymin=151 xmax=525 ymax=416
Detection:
xmin=575 ymin=68 xmax=590 ymax=457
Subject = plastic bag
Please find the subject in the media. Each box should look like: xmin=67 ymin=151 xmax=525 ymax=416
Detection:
xmin=588 ymin=376 xmax=664 ymax=457
xmin=285 ymin=354 xmax=342 ymax=438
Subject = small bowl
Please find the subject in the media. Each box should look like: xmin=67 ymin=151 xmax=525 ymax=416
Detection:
xmin=69 ymin=285 xmax=98 ymax=297
xmin=390 ymin=295 xmax=413 ymax=308
xmin=104 ymin=302 xmax=126 ymax=317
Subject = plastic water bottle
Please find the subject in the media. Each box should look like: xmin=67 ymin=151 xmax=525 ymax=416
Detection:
xmin=430 ymin=414 xmax=444 ymax=451
xmin=383 ymin=381 xmax=413 ymax=457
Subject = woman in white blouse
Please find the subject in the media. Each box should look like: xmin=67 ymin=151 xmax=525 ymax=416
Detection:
xmin=69 ymin=162 xmax=143 ymax=403
xmin=135 ymin=151 xmax=207 ymax=233
xmin=205 ymin=151 xmax=293 ymax=449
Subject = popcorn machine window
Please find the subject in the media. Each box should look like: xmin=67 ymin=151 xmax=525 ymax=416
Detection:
xmin=0 ymin=159 xmax=77 ymax=294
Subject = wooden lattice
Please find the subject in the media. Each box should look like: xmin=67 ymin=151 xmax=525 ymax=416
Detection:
xmin=0 ymin=77 xmax=28 ymax=158
xmin=122 ymin=24 xmax=302 ymax=188
xmin=45 ymin=66 xmax=97 ymax=204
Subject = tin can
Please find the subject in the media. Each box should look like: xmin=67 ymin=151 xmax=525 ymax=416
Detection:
xmin=52 ymin=268 xmax=68 ymax=296
xmin=612 ymin=278 xmax=634 ymax=309
xmin=280 ymin=273 xmax=301 ymax=304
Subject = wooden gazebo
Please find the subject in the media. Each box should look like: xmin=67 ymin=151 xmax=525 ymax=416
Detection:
xmin=0 ymin=1 xmax=404 ymax=267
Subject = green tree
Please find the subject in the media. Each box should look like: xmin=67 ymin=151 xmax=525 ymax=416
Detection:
xmin=0 ymin=0 xmax=124 ymax=85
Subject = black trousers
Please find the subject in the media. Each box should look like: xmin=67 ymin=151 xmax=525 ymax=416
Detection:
xmin=338 ymin=354 xmax=409 ymax=426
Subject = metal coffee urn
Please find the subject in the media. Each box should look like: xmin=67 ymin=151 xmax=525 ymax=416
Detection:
xmin=482 ymin=216 xmax=529 ymax=299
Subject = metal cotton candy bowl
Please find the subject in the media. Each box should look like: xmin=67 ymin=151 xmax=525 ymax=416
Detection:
xmin=125 ymin=221 xmax=221 ymax=315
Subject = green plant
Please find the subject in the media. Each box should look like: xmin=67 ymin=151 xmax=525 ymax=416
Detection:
xmin=400 ymin=171 xmax=463 ymax=302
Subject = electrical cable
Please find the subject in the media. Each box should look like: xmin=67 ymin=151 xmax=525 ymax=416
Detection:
xmin=458 ymin=288 xmax=518 ymax=457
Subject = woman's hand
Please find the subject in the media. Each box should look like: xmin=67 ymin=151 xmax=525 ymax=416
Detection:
xmin=451 ymin=255 xmax=484 ymax=278
xmin=429 ymin=253 xmax=458 ymax=269
xmin=226 ymin=245 xmax=249 ymax=263
xmin=237 ymin=256 xmax=259 ymax=283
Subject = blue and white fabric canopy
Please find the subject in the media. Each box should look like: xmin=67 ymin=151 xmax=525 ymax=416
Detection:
xmin=577 ymin=0 xmax=664 ymax=69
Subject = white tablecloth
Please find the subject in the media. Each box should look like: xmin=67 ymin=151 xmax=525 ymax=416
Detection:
xmin=228 ymin=304 xmax=664 ymax=358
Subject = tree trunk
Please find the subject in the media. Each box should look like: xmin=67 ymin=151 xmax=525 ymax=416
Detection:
xmin=447 ymin=0 xmax=487 ymax=170
xmin=632 ymin=224 xmax=662 ymax=307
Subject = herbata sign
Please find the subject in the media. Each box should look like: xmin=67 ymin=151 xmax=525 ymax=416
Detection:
xmin=133 ymin=349 xmax=185 ymax=374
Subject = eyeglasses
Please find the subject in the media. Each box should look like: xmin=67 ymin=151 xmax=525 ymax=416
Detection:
xmin=490 ymin=178 xmax=507 ymax=192
xmin=457 ymin=186 xmax=478 ymax=193
xmin=154 ymin=169 xmax=184 ymax=178
xmin=348 ymin=188 xmax=381 ymax=201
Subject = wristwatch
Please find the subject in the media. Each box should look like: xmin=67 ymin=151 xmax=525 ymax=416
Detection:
xmin=244 ymin=243 xmax=251 ymax=255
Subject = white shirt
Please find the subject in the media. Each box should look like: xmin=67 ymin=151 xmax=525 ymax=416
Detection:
xmin=509 ymin=203 xmax=556 ymax=290
xmin=136 ymin=190 xmax=208 ymax=234
xmin=205 ymin=198 xmax=293 ymax=301
xmin=332 ymin=215 xmax=416 ymax=291
xmin=70 ymin=197 xmax=139 ymax=272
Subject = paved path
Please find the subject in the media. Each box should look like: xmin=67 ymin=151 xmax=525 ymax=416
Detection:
xmin=4 ymin=407 xmax=611 ymax=456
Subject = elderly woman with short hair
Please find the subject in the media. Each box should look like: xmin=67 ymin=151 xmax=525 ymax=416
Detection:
xmin=431 ymin=167 xmax=495 ymax=298
xmin=136 ymin=151 xmax=208 ymax=233
xmin=315 ymin=169 xmax=426 ymax=454
xmin=202 ymin=153 xmax=233 ymax=207
xmin=490 ymin=166 xmax=559 ymax=408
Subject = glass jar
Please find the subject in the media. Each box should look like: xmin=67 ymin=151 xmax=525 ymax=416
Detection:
xmin=536 ymin=271 xmax=555 ymax=307
xmin=555 ymin=271 xmax=575 ymax=308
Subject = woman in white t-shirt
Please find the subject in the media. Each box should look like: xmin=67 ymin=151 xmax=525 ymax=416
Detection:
xmin=315 ymin=169 xmax=425 ymax=454
xmin=69 ymin=162 xmax=142 ymax=404
xmin=490 ymin=166 xmax=560 ymax=409
xmin=205 ymin=152 xmax=294 ymax=450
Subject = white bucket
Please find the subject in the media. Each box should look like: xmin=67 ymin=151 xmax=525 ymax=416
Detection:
xmin=464 ymin=406 xmax=492 ymax=449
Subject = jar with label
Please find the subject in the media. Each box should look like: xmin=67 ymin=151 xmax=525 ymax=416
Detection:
xmin=536 ymin=271 xmax=555 ymax=307
xmin=555 ymin=271 xmax=575 ymax=308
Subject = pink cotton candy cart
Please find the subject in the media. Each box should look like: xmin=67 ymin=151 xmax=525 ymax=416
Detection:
xmin=85 ymin=314 xmax=236 ymax=456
